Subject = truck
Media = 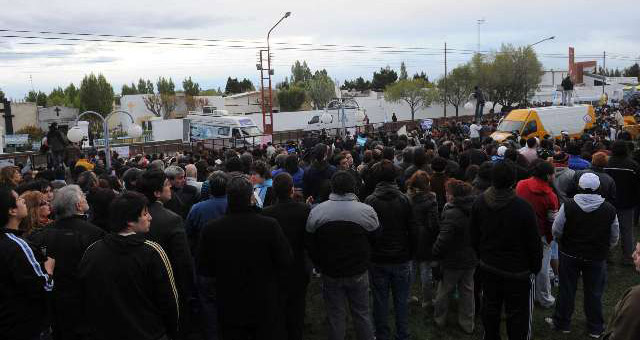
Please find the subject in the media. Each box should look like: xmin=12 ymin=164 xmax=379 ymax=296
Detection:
xmin=305 ymin=108 xmax=366 ymax=133
xmin=186 ymin=109 xmax=264 ymax=145
xmin=490 ymin=105 xmax=596 ymax=142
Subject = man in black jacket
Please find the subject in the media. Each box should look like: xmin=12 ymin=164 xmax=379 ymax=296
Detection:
xmin=164 ymin=165 xmax=200 ymax=219
xmin=197 ymin=174 xmax=292 ymax=340
xmin=137 ymin=169 xmax=195 ymax=338
xmin=306 ymin=171 xmax=379 ymax=340
xmin=262 ymin=173 xmax=311 ymax=340
xmin=471 ymin=161 xmax=542 ymax=340
xmin=605 ymin=140 xmax=640 ymax=264
xmin=78 ymin=191 xmax=179 ymax=340
xmin=365 ymin=159 xmax=417 ymax=340
xmin=1 ymin=187 xmax=54 ymax=340
xmin=30 ymin=184 xmax=105 ymax=340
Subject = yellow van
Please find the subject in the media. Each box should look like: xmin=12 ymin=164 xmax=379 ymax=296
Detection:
xmin=490 ymin=105 xmax=596 ymax=142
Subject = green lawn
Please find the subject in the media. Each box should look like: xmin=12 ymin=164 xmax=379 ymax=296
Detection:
xmin=303 ymin=252 xmax=640 ymax=339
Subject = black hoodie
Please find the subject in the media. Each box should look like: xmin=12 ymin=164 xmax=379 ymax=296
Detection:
xmin=78 ymin=233 xmax=179 ymax=340
xmin=470 ymin=187 xmax=542 ymax=279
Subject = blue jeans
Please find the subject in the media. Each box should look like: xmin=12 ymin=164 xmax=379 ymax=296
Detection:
xmin=322 ymin=272 xmax=374 ymax=340
xmin=410 ymin=261 xmax=433 ymax=305
xmin=370 ymin=262 xmax=411 ymax=340
xmin=553 ymin=252 xmax=607 ymax=335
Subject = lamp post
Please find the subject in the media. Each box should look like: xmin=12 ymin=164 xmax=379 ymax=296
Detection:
xmin=263 ymin=11 xmax=291 ymax=134
xmin=523 ymin=36 xmax=555 ymax=106
xmin=476 ymin=19 xmax=486 ymax=55
xmin=67 ymin=110 xmax=142 ymax=172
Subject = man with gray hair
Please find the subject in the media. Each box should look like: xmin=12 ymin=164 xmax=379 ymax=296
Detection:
xmin=164 ymin=165 xmax=199 ymax=219
xmin=29 ymin=184 xmax=105 ymax=340
xmin=185 ymin=163 xmax=202 ymax=196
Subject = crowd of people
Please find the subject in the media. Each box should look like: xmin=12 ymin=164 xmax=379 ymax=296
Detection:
xmin=2 ymin=102 xmax=640 ymax=340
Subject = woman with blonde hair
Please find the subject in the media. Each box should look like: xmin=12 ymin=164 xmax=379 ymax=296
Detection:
xmin=18 ymin=190 xmax=52 ymax=235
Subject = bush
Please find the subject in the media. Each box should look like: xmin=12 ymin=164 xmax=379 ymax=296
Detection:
xmin=16 ymin=125 xmax=45 ymax=141
xmin=277 ymin=86 xmax=306 ymax=112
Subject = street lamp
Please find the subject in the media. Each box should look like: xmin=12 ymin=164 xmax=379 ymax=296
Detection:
xmin=67 ymin=110 xmax=142 ymax=171
xmin=523 ymin=36 xmax=555 ymax=106
xmin=263 ymin=11 xmax=291 ymax=133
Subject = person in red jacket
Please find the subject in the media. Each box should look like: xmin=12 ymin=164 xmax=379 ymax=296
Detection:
xmin=516 ymin=159 xmax=559 ymax=308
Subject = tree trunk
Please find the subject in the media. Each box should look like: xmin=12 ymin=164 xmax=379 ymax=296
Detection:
xmin=455 ymin=105 xmax=459 ymax=117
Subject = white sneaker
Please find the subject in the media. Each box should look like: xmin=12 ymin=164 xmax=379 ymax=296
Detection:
xmin=544 ymin=317 xmax=570 ymax=334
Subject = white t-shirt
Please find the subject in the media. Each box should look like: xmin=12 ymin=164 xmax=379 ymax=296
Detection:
xmin=469 ymin=124 xmax=482 ymax=138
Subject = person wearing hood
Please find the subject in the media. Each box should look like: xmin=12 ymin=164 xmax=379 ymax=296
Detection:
xmin=365 ymin=159 xmax=417 ymax=340
xmin=546 ymin=173 xmax=619 ymax=338
xmin=516 ymin=160 xmax=560 ymax=309
xmin=471 ymin=161 xmax=542 ymax=340
xmin=552 ymin=152 xmax=576 ymax=205
xmin=566 ymin=152 xmax=616 ymax=205
xmin=78 ymin=191 xmax=179 ymax=340
xmin=406 ymin=170 xmax=439 ymax=309
xmin=432 ymin=179 xmax=478 ymax=334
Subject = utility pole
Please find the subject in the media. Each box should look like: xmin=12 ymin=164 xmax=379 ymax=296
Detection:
xmin=444 ymin=42 xmax=448 ymax=118
xmin=477 ymin=19 xmax=486 ymax=55
xmin=602 ymin=51 xmax=606 ymax=94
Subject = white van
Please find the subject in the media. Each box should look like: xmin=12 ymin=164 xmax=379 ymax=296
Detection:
xmin=187 ymin=110 xmax=263 ymax=145
xmin=305 ymin=108 xmax=365 ymax=132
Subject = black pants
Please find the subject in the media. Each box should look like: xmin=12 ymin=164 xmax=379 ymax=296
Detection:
xmin=279 ymin=283 xmax=309 ymax=340
xmin=480 ymin=270 xmax=534 ymax=340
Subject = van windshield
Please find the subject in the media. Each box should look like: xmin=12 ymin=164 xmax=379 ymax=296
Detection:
xmin=497 ymin=120 xmax=524 ymax=133
xmin=240 ymin=126 xmax=262 ymax=136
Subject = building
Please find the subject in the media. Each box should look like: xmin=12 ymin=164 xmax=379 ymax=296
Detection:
xmin=0 ymin=101 xmax=38 ymax=135
xmin=569 ymin=47 xmax=597 ymax=85
xmin=38 ymin=106 xmax=79 ymax=131
xmin=223 ymin=91 xmax=268 ymax=115
xmin=119 ymin=94 xmax=224 ymax=127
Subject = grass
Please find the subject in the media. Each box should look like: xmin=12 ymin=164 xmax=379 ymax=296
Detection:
xmin=303 ymin=249 xmax=640 ymax=339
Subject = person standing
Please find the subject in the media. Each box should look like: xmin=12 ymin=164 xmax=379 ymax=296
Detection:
xmin=137 ymin=169 xmax=195 ymax=339
xmin=164 ymin=165 xmax=199 ymax=219
xmin=516 ymin=160 xmax=560 ymax=309
xmin=78 ymin=191 xmax=179 ymax=340
xmin=432 ymin=179 xmax=478 ymax=334
xmin=46 ymin=123 xmax=68 ymax=170
xmin=392 ymin=112 xmax=398 ymax=122
xmin=197 ymin=174 xmax=292 ymax=339
xmin=262 ymin=173 xmax=312 ymax=340
xmin=0 ymin=187 xmax=55 ymax=340
xmin=547 ymin=173 xmax=619 ymax=338
xmin=561 ymin=75 xmax=574 ymax=106
xmin=306 ymin=171 xmax=379 ymax=340
xmin=471 ymin=161 xmax=542 ymax=340
xmin=473 ymin=86 xmax=486 ymax=120
xmin=603 ymin=242 xmax=640 ymax=340
xmin=469 ymin=121 xmax=483 ymax=140
xmin=28 ymin=185 xmax=105 ymax=340
xmin=365 ymin=160 xmax=417 ymax=340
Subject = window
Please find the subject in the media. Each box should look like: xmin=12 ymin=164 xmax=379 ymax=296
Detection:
xmin=309 ymin=116 xmax=319 ymax=124
xmin=497 ymin=120 xmax=524 ymax=133
xmin=522 ymin=120 xmax=537 ymax=136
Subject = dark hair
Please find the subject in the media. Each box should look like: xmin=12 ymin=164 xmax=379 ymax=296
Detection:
xmin=526 ymin=137 xmax=537 ymax=148
xmin=76 ymin=171 xmax=98 ymax=193
xmin=273 ymin=172 xmax=294 ymax=201
xmin=251 ymin=160 xmax=271 ymax=179
xmin=431 ymin=156 xmax=448 ymax=173
xmin=331 ymin=171 xmax=356 ymax=195
xmin=0 ymin=187 xmax=17 ymax=227
xmin=122 ymin=168 xmax=143 ymax=190
xmin=611 ymin=140 xmax=629 ymax=157
xmin=208 ymin=171 xmax=230 ymax=197
xmin=478 ymin=161 xmax=493 ymax=181
xmin=16 ymin=179 xmax=52 ymax=195
xmin=109 ymin=191 xmax=148 ymax=232
xmin=504 ymin=148 xmax=519 ymax=162
xmin=402 ymin=147 xmax=414 ymax=164
xmin=225 ymin=156 xmax=243 ymax=173
xmin=465 ymin=164 xmax=480 ymax=182
xmin=531 ymin=159 xmax=554 ymax=180
xmin=136 ymin=169 xmax=167 ymax=203
xmin=312 ymin=144 xmax=329 ymax=163
xmin=375 ymin=159 xmax=397 ymax=183
xmin=491 ymin=161 xmax=516 ymax=189
xmin=227 ymin=174 xmax=254 ymax=213
xmin=382 ymin=147 xmax=395 ymax=161
xmin=88 ymin=187 xmax=117 ymax=231
xmin=413 ymin=147 xmax=427 ymax=167
xmin=446 ymin=179 xmax=473 ymax=198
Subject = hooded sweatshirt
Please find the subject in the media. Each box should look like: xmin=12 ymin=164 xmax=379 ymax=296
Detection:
xmin=78 ymin=233 xmax=179 ymax=340
xmin=552 ymin=194 xmax=619 ymax=260
xmin=471 ymin=187 xmax=542 ymax=278
xmin=516 ymin=177 xmax=559 ymax=243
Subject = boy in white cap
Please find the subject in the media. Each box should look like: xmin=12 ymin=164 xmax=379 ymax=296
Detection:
xmin=547 ymin=173 xmax=620 ymax=338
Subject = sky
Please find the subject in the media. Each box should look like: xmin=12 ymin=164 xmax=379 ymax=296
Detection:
xmin=0 ymin=0 xmax=638 ymax=99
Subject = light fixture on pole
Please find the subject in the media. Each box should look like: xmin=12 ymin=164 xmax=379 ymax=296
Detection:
xmin=523 ymin=35 xmax=556 ymax=106
xmin=528 ymin=36 xmax=555 ymax=48
xmin=476 ymin=18 xmax=486 ymax=55
xmin=261 ymin=11 xmax=291 ymax=135
xmin=68 ymin=110 xmax=142 ymax=172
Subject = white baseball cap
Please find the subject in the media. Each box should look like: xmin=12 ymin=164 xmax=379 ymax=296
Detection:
xmin=578 ymin=173 xmax=600 ymax=191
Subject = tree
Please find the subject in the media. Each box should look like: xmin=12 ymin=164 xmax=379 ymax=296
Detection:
xmin=156 ymin=77 xmax=175 ymax=95
xmin=413 ymin=72 xmax=428 ymax=82
xmin=63 ymin=83 xmax=80 ymax=108
xmin=121 ymin=83 xmax=139 ymax=96
xmin=225 ymin=77 xmax=254 ymax=94
xmin=372 ymin=66 xmax=398 ymax=91
xmin=437 ymin=64 xmax=475 ymax=116
xmin=137 ymin=78 xmax=154 ymax=94
xmin=624 ymin=63 xmax=639 ymax=80
xmin=16 ymin=125 xmax=45 ymax=141
xmin=143 ymin=94 xmax=164 ymax=118
xmin=47 ymin=87 xmax=66 ymax=107
xmin=155 ymin=77 xmax=176 ymax=117
xmin=0 ymin=88 xmax=5 ymax=101
xmin=25 ymin=90 xmax=47 ymax=107
xmin=201 ymin=88 xmax=223 ymax=96
xmin=306 ymin=70 xmax=336 ymax=109
xmin=277 ymin=86 xmax=306 ymax=111
xmin=182 ymin=77 xmax=201 ymax=96
xmin=291 ymin=60 xmax=313 ymax=84
xmin=399 ymin=62 xmax=408 ymax=80
xmin=384 ymin=78 xmax=435 ymax=121
xmin=79 ymin=73 xmax=114 ymax=115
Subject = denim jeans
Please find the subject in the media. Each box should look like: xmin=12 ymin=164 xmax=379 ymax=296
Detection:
xmin=322 ymin=272 xmax=374 ymax=340
xmin=617 ymin=208 xmax=636 ymax=261
xmin=475 ymin=103 xmax=485 ymax=120
xmin=553 ymin=252 xmax=607 ymax=335
xmin=535 ymin=238 xmax=555 ymax=308
xmin=410 ymin=261 xmax=433 ymax=305
xmin=370 ymin=262 xmax=411 ymax=340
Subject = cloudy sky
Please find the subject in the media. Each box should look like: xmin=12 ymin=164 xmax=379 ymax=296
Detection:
xmin=0 ymin=0 xmax=638 ymax=99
